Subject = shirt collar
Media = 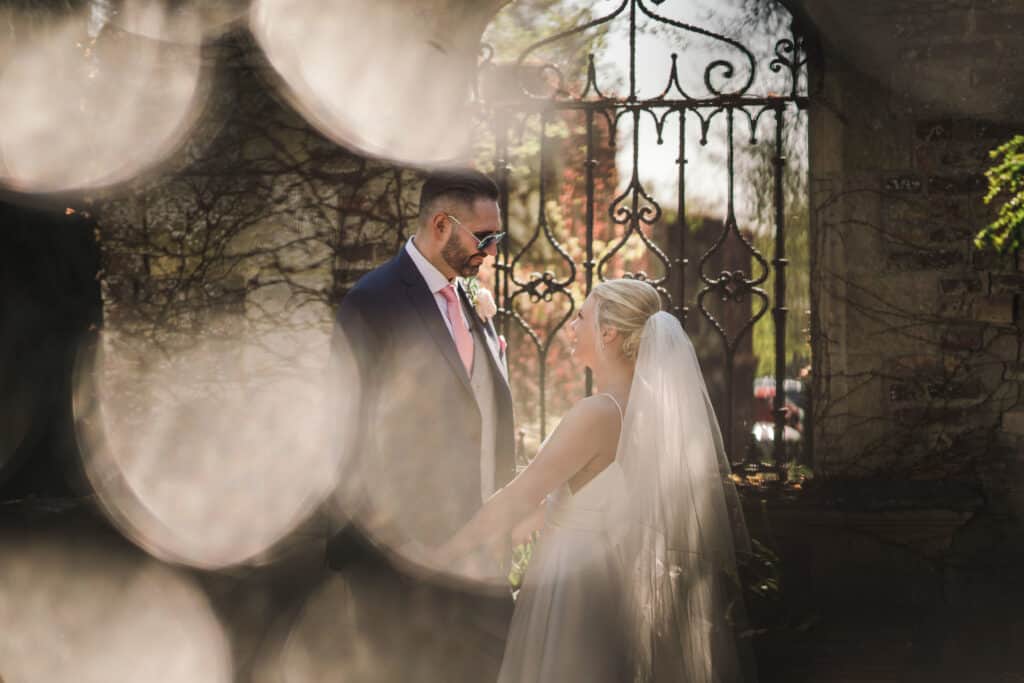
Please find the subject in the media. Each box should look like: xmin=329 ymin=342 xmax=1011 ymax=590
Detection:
xmin=405 ymin=236 xmax=455 ymax=295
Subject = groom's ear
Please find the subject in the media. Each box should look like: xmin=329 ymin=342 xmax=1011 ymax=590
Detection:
xmin=430 ymin=211 xmax=450 ymax=239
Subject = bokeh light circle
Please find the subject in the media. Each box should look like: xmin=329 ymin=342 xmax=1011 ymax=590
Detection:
xmin=106 ymin=0 xmax=250 ymax=45
xmin=73 ymin=324 xmax=355 ymax=569
xmin=0 ymin=7 xmax=207 ymax=193
xmin=250 ymin=0 xmax=491 ymax=165
xmin=0 ymin=527 xmax=233 ymax=683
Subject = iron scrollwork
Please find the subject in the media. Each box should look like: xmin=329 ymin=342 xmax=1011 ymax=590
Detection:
xmin=479 ymin=0 xmax=807 ymax=465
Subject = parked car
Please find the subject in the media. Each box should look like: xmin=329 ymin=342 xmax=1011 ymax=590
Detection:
xmin=747 ymin=376 xmax=805 ymax=466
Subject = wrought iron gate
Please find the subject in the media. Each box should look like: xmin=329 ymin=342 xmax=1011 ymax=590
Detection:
xmin=476 ymin=0 xmax=808 ymax=468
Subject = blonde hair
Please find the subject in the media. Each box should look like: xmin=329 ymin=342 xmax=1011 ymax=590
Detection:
xmin=591 ymin=278 xmax=663 ymax=360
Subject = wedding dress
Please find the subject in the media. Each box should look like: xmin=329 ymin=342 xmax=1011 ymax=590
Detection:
xmin=497 ymin=312 xmax=754 ymax=683
xmin=496 ymin=394 xmax=630 ymax=683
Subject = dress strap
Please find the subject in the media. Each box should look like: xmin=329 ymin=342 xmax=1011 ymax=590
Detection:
xmin=598 ymin=393 xmax=624 ymax=423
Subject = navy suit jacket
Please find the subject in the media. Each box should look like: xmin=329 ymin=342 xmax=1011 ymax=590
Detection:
xmin=331 ymin=247 xmax=516 ymax=550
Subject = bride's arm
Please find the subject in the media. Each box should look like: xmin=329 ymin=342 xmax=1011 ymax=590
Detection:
xmin=434 ymin=396 xmax=615 ymax=563
xmin=510 ymin=504 xmax=545 ymax=545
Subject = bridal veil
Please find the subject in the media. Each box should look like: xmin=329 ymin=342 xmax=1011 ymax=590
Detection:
xmin=617 ymin=311 xmax=755 ymax=683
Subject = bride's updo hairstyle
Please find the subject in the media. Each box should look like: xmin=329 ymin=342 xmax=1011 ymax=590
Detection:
xmin=591 ymin=279 xmax=662 ymax=360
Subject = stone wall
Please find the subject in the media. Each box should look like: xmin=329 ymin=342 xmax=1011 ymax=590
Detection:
xmin=96 ymin=36 xmax=417 ymax=366
xmin=737 ymin=6 xmax=1024 ymax=679
xmin=802 ymin=1 xmax=1024 ymax=501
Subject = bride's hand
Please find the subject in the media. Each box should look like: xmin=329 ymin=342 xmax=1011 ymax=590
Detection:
xmin=417 ymin=546 xmax=488 ymax=580
xmin=423 ymin=542 xmax=456 ymax=569
xmin=397 ymin=541 xmax=455 ymax=572
xmin=510 ymin=520 xmax=535 ymax=546
xmin=398 ymin=540 xmax=435 ymax=567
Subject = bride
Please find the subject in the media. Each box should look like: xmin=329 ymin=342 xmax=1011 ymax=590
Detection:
xmin=433 ymin=278 xmax=754 ymax=683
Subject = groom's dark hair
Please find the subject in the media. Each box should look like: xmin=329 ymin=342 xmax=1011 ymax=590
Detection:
xmin=418 ymin=168 xmax=499 ymax=219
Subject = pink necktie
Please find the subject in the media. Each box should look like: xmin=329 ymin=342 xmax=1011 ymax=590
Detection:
xmin=440 ymin=284 xmax=474 ymax=375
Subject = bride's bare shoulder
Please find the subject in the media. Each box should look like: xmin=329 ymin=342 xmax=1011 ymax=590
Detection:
xmin=559 ymin=394 xmax=622 ymax=433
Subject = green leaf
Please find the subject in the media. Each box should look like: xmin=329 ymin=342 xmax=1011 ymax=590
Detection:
xmin=975 ymin=135 xmax=1024 ymax=254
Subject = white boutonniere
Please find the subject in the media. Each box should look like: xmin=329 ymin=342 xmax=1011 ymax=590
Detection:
xmin=464 ymin=278 xmax=498 ymax=322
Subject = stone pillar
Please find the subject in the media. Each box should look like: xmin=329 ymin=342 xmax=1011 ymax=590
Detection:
xmin=805 ymin=2 xmax=1024 ymax=496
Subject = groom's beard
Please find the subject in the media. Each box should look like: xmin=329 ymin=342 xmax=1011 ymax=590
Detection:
xmin=442 ymin=234 xmax=485 ymax=277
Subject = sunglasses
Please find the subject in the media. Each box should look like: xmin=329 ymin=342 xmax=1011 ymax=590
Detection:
xmin=445 ymin=213 xmax=506 ymax=251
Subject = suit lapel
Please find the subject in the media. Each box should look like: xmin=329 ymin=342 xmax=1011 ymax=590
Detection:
xmin=398 ymin=249 xmax=473 ymax=393
xmin=458 ymin=283 xmax=510 ymax=385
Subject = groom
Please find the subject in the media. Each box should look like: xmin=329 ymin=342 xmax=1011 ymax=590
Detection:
xmin=327 ymin=168 xmax=516 ymax=682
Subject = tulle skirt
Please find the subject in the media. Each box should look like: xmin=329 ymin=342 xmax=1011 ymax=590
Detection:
xmin=497 ymin=522 xmax=629 ymax=683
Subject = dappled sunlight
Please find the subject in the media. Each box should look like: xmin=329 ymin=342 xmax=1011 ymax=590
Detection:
xmin=0 ymin=527 xmax=232 ymax=683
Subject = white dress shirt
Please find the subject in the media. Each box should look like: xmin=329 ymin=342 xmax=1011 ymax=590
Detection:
xmin=405 ymin=237 xmax=470 ymax=339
